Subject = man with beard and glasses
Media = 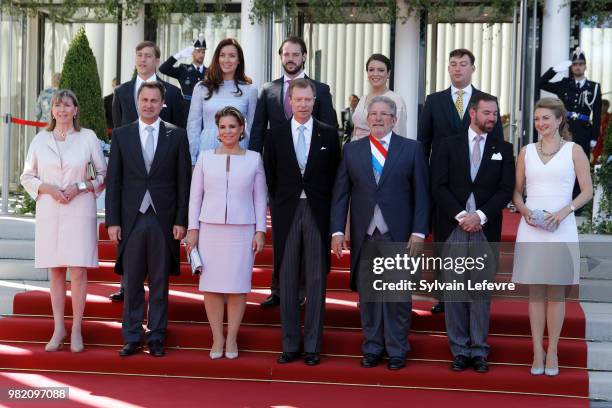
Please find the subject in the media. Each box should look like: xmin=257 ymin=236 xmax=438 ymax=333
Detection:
xmin=249 ymin=36 xmax=338 ymax=309
xmin=431 ymin=93 xmax=514 ymax=374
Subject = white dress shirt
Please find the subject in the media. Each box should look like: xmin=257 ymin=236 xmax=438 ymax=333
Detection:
xmin=451 ymin=84 xmax=473 ymax=117
xmin=134 ymin=73 xmax=158 ymax=106
xmin=455 ymin=127 xmax=488 ymax=225
xmin=291 ymin=116 xmax=313 ymax=199
xmin=575 ymin=79 xmax=586 ymax=89
xmin=138 ymin=117 xmax=161 ymax=154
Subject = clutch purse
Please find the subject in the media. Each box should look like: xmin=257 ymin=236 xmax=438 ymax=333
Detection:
xmin=187 ymin=247 xmax=203 ymax=275
xmin=530 ymin=209 xmax=558 ymax=232
xmin=86 ymin=161 xmax=96 ymax=180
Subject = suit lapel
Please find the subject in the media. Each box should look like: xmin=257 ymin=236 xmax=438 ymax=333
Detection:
xmin=273 ymin=78 xmax=286 ymax=119
xmin=378 ymin=133 xmax=404 ymax=188
xmin=149 ymin=121 xmax=170 ymax=175
xmin=45 ymin=132 xmax=60 ymax=158
xmin=459 ymin=133 xmax=472 ymax=186
xmin=443 ymin=88 xmax=463 ymax=130
xmin=126 ymin=80 xmax=139 ymax=119
xmin=359 ymin=137 xmax=377 ymax=188
xmin=281 ymin=121 xmax=301 ymax=174
xmin=125 ymin=121 xmax=147 ymax=176
xmin=473 ymin=135 xmax=495 ymax=184
xmin=304 ymin=120 xmax=322 ymax=178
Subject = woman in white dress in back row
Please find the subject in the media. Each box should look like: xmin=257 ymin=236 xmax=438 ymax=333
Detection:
xmin=512 ymin=97 xmax=592 ymax=377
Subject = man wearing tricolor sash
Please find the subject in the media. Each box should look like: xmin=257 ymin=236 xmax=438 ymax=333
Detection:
xmin=330 ymin=95 xmax=430 ymax=370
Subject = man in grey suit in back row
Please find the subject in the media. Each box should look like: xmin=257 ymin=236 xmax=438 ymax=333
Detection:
xmin=330 ymin=96 xmax=430 ymax=370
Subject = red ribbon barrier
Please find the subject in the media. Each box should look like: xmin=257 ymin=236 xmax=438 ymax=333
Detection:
xmin=9 ymin=116 xmax=112 ymax=134
xmin=10 ymin=117 xmax=47 ymax=127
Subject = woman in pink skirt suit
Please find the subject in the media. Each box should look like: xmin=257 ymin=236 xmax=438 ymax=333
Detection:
xmin=184 ymin=106 xmax=267 ymax=360
xmin=21 ymin=90 xmax=107 ymax=353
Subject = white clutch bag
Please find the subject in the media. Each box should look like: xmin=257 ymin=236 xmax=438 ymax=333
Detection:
xmin=187 ymin=248 xmax=203 ymax=275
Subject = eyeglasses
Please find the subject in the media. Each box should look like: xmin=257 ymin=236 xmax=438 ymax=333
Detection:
xmin=367 ymin=112 xmax=394 ymax=119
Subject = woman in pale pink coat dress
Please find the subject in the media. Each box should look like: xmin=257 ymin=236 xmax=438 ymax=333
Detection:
xmin=184 ymin=107 xmax=267 ymax=360
xmin=21 ymin=90 xmax=107 ymax=353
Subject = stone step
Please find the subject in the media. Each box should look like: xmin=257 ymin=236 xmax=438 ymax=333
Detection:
xmin=582 ymin=258 xmax=612 ymax=280
xmin=0 ymin=216 xmax=35 ymax=240
xmin=583 ymin=302 xmax=612 ymax=342
xmin=0 ymin=280 xmax=50 ymax=316
xmin=589 ymin=372 xmax=612 ymax=404
xmin=580 ymin=279 xmax=612 ymax=303
xmin=0 ymin=259 xmax=44 ymax=281
xmin=0 ymin=239 xmax=34 ymax=260
xmin=588 ymin=341 xmax=612 ymax=371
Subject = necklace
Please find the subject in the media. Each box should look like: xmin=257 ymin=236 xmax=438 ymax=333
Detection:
xmin=537 ymin=138 xmax=564 ymax=157
xmin=53 ymin=128 xmax=73 ymax=141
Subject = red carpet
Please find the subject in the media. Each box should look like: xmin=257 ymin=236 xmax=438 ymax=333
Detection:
xmin=0 ymin=209 xmax=589 ymax=406
xmin=0 ymin=371 xmax=587 ymax=408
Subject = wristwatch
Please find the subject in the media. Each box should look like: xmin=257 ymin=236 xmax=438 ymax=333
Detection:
xmin=77 ymin=181 xmax=88 ymax=193
xmin=569 ymin=204 xmax=576 ymax=212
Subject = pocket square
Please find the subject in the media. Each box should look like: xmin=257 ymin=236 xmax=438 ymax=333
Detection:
xmin=491 ymin=152 xmax=502 ymax=160
xmin=320 ymin=146 xmax=327 ymax=150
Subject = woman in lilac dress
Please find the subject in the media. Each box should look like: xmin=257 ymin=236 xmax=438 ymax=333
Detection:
xmin=186 ymin=38 xmax=258 ymax=164
xmin=185 ymin=107 xmax=267 ymax=360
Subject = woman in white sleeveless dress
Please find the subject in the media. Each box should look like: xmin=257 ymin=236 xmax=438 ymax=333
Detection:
xmin=512 ymin=98 xmax=593 ymax=376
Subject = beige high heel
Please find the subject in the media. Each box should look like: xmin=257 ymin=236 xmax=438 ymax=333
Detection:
xmin=70 ymin=333 xmax=84 ymax=353
xmin=45 ymin=331 xmax=67 ymax=352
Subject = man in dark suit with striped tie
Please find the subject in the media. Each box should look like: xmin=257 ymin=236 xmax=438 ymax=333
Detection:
xmin=330 ymin=95 xmax=430 ymax=370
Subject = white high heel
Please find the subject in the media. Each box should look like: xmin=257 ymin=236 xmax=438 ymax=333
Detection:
xmin=544 ymin=353 xmax=559 ymax=377
xmin=225 ymin=342 xmax=239 ymax=359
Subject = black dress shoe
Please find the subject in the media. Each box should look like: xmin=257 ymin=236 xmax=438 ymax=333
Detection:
xmin=304 ymin=353 xmax=320 ymax=366
xmin=387 ymin=357 xmax=406 ymax=370
xmin=277 ymin=351 xmax=301 ymax=364
xmin=472 ymin=356 xmax=489 ymax=373
xmin=147 ymin=340 xmax=165 ymax=357
xmin=431 ymin=302 xmax=445 ymax=313
xmin=360 ymin=354 xmax=382 ymax=368
xmin=109 ymin=289 xmax=124 ymax=302
xmin=119 ymin=342 xmax=141 ymax=357
xmin=451 ymin=355 xmax=470 ymax=371
xmin=261 ymin=294 xmax=280 ymax=308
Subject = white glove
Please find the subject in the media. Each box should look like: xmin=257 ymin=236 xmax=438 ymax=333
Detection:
xmin=552 ymin=60 xmax=572 ymax=73
xmin=173 ymin=46 xmax=194 ymax=60
xmin=590 ymin=140 xmax=597 ymax=148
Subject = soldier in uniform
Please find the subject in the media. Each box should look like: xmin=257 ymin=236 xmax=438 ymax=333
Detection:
xmin=539 ymin=47 xmax=602 ymax=158
xmin=159 ymin=35 xmax=207 ymax=113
